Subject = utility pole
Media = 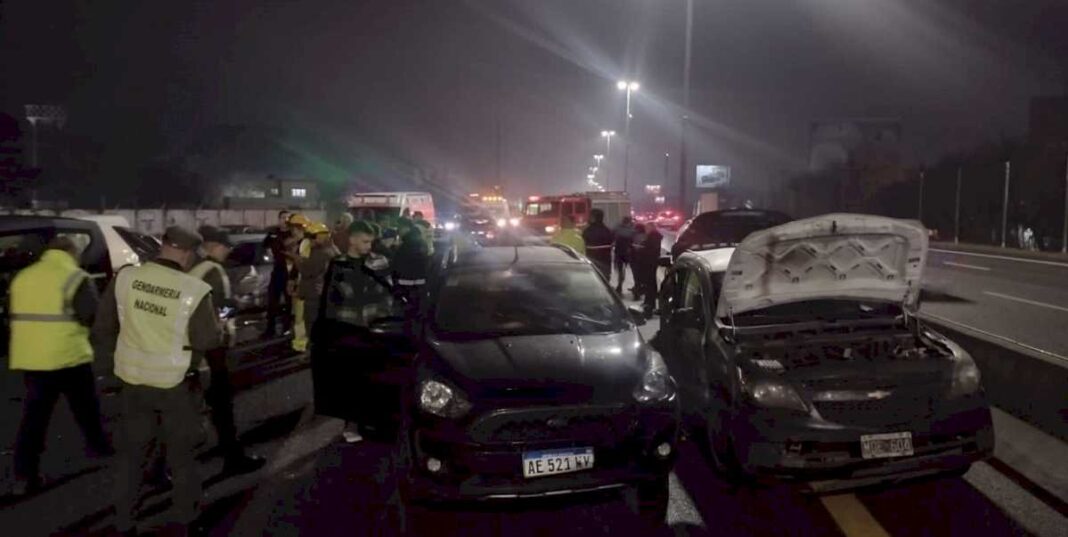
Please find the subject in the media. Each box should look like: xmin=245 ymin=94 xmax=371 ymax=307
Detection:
xmin=495 ymin=116 xmax=502 ymax=191
xmin=1001 ymin=160 xmax=1011 ymax=248
xmin=678 ymin=0 xmax=693 ymax=214
xmin=664 ymin=153 xmax=670 ymax=186
xmin=918 ymin=168 xmax=925 ymax=222
xmin=954 ymin=165 xmax=962 ymax=244
xmin=1062 ymin=153 xmax=1068 ymax=253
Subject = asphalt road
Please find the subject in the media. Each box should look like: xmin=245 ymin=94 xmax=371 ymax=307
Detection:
xmin=921 ymin=247 xmax=1068 ymax=362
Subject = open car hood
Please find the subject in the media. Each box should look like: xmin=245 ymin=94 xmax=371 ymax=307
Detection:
xmin=716 ymin=214 xmax=928 ymax=320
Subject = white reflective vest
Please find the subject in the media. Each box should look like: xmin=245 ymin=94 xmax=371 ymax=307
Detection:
xmin=189 ymin=259 xmax=231 ymax=300
xmin=113 ymin=262 xmax=211 ymax=388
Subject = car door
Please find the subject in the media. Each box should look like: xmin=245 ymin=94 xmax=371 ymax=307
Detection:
xmin=674 ymin=266 xmax=714 ymax=414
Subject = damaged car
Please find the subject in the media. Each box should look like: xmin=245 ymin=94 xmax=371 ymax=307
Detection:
xmin=655 ymin=213 xmax=993 ymax=491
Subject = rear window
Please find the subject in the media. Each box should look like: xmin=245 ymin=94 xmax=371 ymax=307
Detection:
xmin=684 ymin=211 xmax=791 ymax=248
xmin=228 ymin=241 xmax=273 ymax=267
xmin=114 ymin=227 xmax=160 ymax=261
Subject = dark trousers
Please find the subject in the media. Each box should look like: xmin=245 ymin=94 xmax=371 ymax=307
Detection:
xmin=303 ymin=296 xmax=321 ymax=340
xmin=14 ymin=363 xmax=111 ymax=481
xmin=265 ymin=267 xmax=291 ymax=335
xmin=591 ymin=257 xmax=611 ymax=282
xmin=641 ymin=262 xmax=659 ymax=311
xmin=614 ymin=254 xmax=630 ymax=291
xmin=204 ymin=348 xmax=240 ymax=459
xmin=114 ymin=382 xmax=203 ymax=531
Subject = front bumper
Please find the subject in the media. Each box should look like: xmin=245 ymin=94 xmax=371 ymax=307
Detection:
xmin=730 ymin=399 xmax=994 ymax=491
xmin=403 ymin=405 xmax=678 ymax=502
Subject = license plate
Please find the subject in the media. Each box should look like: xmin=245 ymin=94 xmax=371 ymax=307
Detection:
xmin=522 ymin=447 xmax=595 ymax=478
xmin=860 ymin=432 xmax=914 ymax=459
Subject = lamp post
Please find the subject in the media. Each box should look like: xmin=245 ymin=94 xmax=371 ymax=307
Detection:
xmin=617 ymin=80 xmax=640 ymax=194
xmin=600 ymin=131 xmax=616 ymax=189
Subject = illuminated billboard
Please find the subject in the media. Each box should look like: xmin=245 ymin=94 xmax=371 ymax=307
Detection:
xmin=696 ymin=165 xmax=730 ymax=189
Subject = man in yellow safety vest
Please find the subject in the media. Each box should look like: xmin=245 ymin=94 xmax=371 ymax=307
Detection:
xmin=8 ymin=235 xmax=113 ymax=496
xmin=93 ymin=226 xmax=222 ymax=535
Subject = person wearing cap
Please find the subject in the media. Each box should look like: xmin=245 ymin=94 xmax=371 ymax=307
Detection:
xmin=191 ymin=226 xmax=266 ymax=476
xmin=298 ymin=222 xmax=339 ymax=344
xmin=93 ymin=226 xmax=222 ymax=535
xmin=8 ymin=235 xmax=113 ymax=496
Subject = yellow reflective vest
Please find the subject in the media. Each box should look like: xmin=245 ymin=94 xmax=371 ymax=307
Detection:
xmin=188 ymin=259 xmax=231 ymax=301
xmin=113 ymin=262 xmax=211 ymax=389
xmin=8 ymin=249 xmax=93 ymax=371
xmin=550 ymin=228 xmax=586 ymax=255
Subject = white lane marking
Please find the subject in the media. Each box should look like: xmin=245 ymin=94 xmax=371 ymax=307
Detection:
xmin=930 ymin=248 xmax=1068 ymax=269
xmin=942 ymin=261 xmax=991 ymax=271
xmin=919 ymin=312 xmax=1068 ymax=364
xmin=983 ymin=291 xmax=1068 ymax=314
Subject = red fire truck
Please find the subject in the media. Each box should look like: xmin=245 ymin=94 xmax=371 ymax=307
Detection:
xmin=519 ymin=191 xmax=631 ymax=236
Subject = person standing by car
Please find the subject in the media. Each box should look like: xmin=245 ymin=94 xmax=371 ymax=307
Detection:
xmin=319 ymin=220 xmax=395 ymax=444
xmin=637 ymin=225 xmax=663 ymax=317
xmin=93 ymin=226 xmax=221 ymax=536
xmin=263 ymin=210 xmax=292 ymax=338
xmin=612 ymin=216 xmax=637 ymax=294
xmin=582 ymin=209 xmax=614 ymax=279
xmin=190 ymin=226 xmax=266 ymax=476
xmin=298 ymin=222 xmax=339 ymax=343
xmin=550 ymin=215 xmax=586 ymax=255
xmin=391 ymin=225 xmax=430 ymax=319
xmin=9 ymin=236 xmax=113 ymax=496
xmin=630 ymin=223 xmax=648 ymax=300
xmin=332 ymin=212 xmax=354 ymax=252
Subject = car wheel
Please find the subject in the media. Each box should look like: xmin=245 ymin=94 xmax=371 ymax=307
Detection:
xmin=701 ymin=403 xmax=747 ymax=485
xmin=624 ymin=476 xmax=669 ymax=525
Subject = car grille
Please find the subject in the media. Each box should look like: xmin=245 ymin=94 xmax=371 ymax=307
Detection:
xmin=813 ymin=391 xmax=936 ymax=428
xmin=468 ymin=404 xmax=634 ymax=444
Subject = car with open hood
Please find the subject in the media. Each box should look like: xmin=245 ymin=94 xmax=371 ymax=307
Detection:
xmin=311 ymin=245 xmax=679 ymax=520
xmin=655 ymin=213 xmax=993 ymax=491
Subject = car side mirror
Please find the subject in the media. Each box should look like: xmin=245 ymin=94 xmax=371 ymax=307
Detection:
xmin=368 ymin=316 xmax=407 ymax=337
xmin=670 ymin=307 xmax=703 ymax=329
xmin=658 ymin=255 xmax=672 ymax=268
xmin=627 ymin=305 xmax=647 ymax=326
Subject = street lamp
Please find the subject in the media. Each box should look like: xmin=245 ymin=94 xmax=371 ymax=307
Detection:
xmin=617 ymin=80 xmax=640 ymax=193
xmin=600 ymin=131 xmax=616 ymax=189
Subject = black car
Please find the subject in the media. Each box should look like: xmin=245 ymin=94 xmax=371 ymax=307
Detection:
xmin=311 ymin=245 xmax=679 ymax=519
xmin=656 ymin=214 xmax=993 ymax=492
xmin=671 ymin=209 xmax=792 ymax=261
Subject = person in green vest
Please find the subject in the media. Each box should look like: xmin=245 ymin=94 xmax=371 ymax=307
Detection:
xmin=93 ymin=226 xmax=222 ymax=535
xmin=190 ymin=226 xmax=265 ymax=476
xmin=550 ymin=215 xmax=586 ymax=255
xmin=9 ymin=235 xmax=113 ymax=496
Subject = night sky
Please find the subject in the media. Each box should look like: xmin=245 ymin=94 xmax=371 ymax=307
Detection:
xmin=2 ymin=0 xmax=1066 ymax=201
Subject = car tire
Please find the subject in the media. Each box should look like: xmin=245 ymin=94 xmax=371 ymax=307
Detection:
xmin=701 ymin=402 xmax=748 ymax=485
xmin=624 ymin=476 xmax=669 ymax=525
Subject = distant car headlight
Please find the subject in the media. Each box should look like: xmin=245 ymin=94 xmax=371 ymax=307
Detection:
xmin=949 ymin=355 xmax=982 ymax=397
xmin=545 ymin=225 xmax=557 ymax=234
xmin=496 ymin=218 xmax=507 ymax=228
xmin=744 ymin=378 xmax=808 ymax=412
xmin=633 ymin=351 xmax=675 ymax=404
xmin=418 ymin=379 xmax=472 ymax=418
xmin=443 ymin=221 xmax=458 ymax=231
xmin=509 ymin=217 xmax=520 ymax=227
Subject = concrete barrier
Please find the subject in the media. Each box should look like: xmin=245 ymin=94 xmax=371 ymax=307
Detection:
xmin=924 ymin=317 xmax=1068 ymax=443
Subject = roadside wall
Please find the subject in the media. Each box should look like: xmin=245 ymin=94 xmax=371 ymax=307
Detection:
xmin=0 ymin=207 xmax=328 ymax=236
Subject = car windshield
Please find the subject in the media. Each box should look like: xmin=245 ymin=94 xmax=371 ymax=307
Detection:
xmin=434 ymin=264 xmax=628 ymax=339
xmin=686 ymin=212 xmax=792 ymax=247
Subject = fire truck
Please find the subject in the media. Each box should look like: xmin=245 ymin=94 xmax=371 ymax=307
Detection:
xmin=519 ymin=191 xmax=631 ymax=236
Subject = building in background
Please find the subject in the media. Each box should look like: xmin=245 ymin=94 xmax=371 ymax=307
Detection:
xmin=218 ymin=175 xmax=321 ymax=210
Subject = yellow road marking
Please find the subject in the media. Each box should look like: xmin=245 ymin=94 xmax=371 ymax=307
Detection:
xmin=820 ymin=494 xmax=891 ymax=537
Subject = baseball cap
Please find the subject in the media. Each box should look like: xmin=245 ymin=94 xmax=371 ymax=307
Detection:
xmin=198 ymin=225 xmax=233 ymax=247
xmin=162 ymin=226 xmax=203 ymax=250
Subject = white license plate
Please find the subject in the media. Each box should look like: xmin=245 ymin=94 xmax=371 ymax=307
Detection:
xmin=522 ymin=447 xmax=595 ymax=478
xmin=860 ymin=432 xmax=914 ymax=459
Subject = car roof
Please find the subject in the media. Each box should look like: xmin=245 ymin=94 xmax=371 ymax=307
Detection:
xmin=679 ymin=247 xmax=736 ymax=273
xmin=448 ymin=245 xmax=586 ymax=270
xmin=0 ymin=214 xmax=95 ymax=233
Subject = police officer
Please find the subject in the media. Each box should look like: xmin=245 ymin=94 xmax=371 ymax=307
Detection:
xmin=320 ymin=220 xmax=395 ymax=443
xmin=191 ymin=226 xmax=266 ymax=475
xmin=9 ymin=236 xmax=113 ymax=495
xmin=94 ymin=226 xmax=221 ymax=535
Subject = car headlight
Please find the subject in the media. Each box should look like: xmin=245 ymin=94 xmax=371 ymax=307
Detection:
xmin=496 ymin=218 xmax=507 ymax=228
xmin=745 ymin=379 xmax=808 ymax=412
xmin=633 ymin=351 xmax=675 ymax=404
xmin=509 ymin=217 xmax=520 ymax=227
xmin=418 ymin=379 xmax=472 ymax=418
xmin=443 ymin=221 xmax=458 ymax=231
xmin=949 ymin=356 xmax=982 ymax=397
xmin=545 ymin=225 xmax=557 ymax=234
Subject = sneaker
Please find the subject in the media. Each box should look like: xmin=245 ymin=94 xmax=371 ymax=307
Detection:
xmin=341 ymin=429 xmax=363 ymax=444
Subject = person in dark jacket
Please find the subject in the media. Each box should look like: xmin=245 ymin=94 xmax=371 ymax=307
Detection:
xmin=582 ymin=209 xmax=614 ymax=279
xmin=638 ymin=225 xmax=663 ymax=316
xmin=631 ymin=223 xmax=648 ymax=300
xmin=392 ymin=226 xmax=431 ymax=320
xmin=612 ymin=216 xmax=636 ymax=294
xmin=262 ymin=210 xmax=292 ymax=337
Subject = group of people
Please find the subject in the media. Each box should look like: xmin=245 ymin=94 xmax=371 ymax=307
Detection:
xmin=8 ymin=224 xmax=265 ymax=535
xmin=549 ymin=210 xmax=663 ymax=315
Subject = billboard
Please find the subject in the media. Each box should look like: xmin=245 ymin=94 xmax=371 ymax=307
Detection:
xmin=696 ymin=165 xmax=730 ymax=189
